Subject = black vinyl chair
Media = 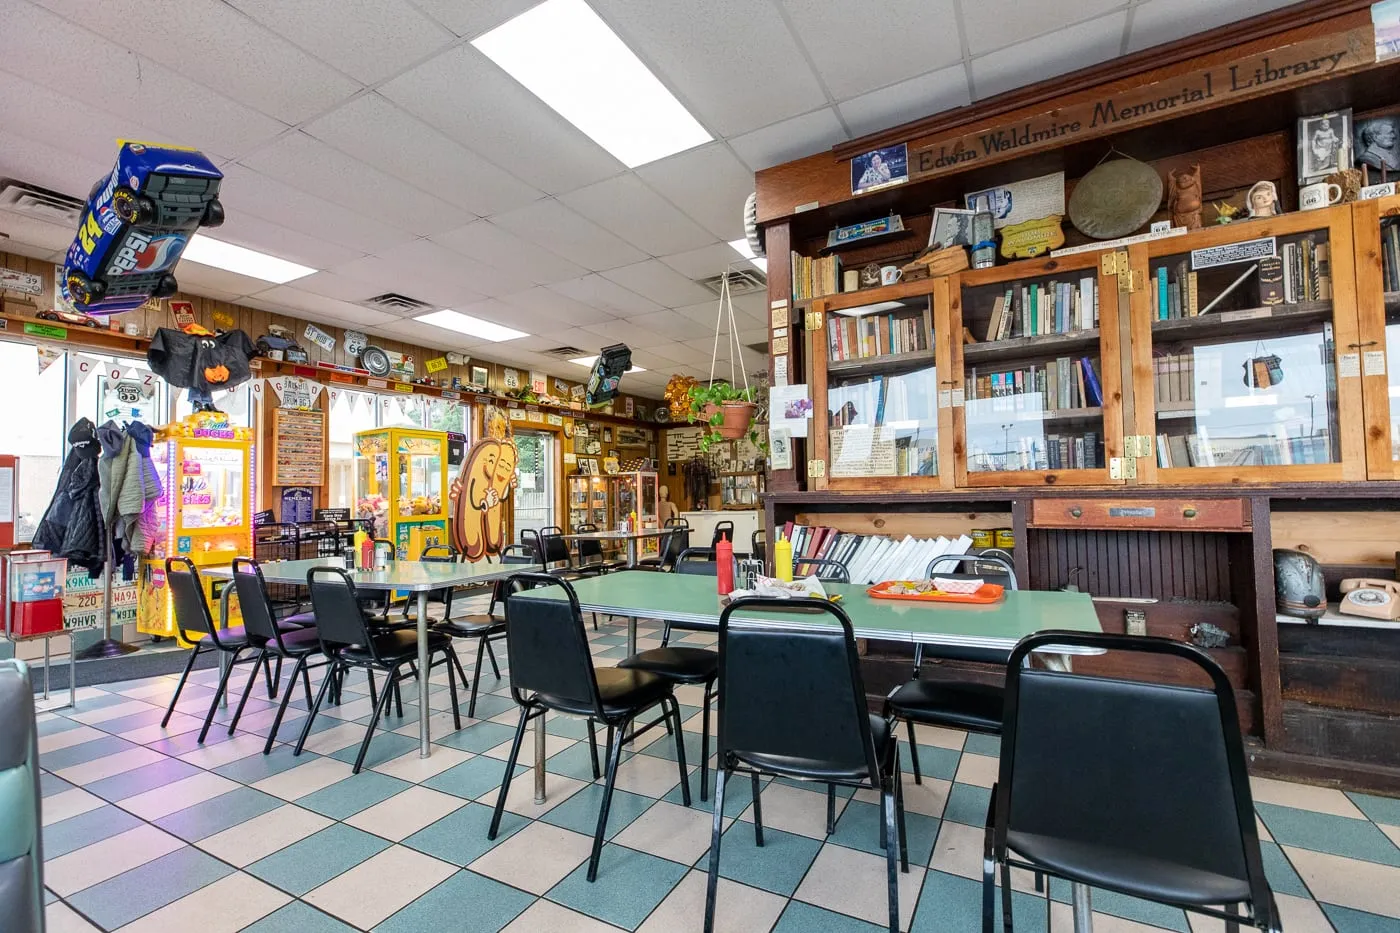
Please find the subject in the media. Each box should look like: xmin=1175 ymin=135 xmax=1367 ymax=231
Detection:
xmin=636 ymin=524 xmax=687 ymax=572
xmin=705 ymin=597 xmax=907 ymax=933
xmin=674 ymin=546 xmax=717 ymax=574
xmin=397 ymin=544 xmax=460 ymax=623
xmin=160 ymin=557 xmax=282 ymax=744
xmin=791 ymin=557 xmax=850 ymax=583
xmin=436 ymin=544 xmax=538 ymax=717
xmin=985 ymin=631 xmax=1280 ymax=933
xmin=520 ymin=528 xmax=544 ymax=565
xmin=574 ymin=523 xmax=625 ymax=574
xmin=751 ymin=529 xmax=766 ymax=565
xmin=294 ymin=567 xmax=465 ymax=773
xmin=489 ymin=574 xmax=690 ymax=882
xmin=710 ymin=520 xmax=735 ymax=547
xmin=228 ymin=558 xmax=330 ymax=753
xmin=885 ymin=554 xmax=1017 ymax=785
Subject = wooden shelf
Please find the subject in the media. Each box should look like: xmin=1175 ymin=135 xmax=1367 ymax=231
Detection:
xmin=1277 ymin=605 xmax=1400 ymax=630
xmin=819 ymin=227 xmax=918 ymax=254
xmin=827 ymin=347 xmax=935 ymax=378
xmin=1151 ymin=300 xmax=1331 ymax=341
xmin=962 ymin=328 xmax=1100 ymax=364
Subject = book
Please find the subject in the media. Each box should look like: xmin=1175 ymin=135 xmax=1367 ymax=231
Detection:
xmin=1081 ymin=357 xmax=1103 ymax=407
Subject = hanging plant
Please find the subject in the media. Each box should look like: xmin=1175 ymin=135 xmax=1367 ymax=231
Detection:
xmin=664 ymin=374 xmax=698 ymax=419
xmin=687 ymin=382 xmax=760 ymax=452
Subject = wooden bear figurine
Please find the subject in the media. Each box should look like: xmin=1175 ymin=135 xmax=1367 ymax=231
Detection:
xmin=1168 ymin=164 xmax=1203 ymax=230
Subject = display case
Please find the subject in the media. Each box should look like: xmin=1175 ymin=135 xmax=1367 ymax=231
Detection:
xmin=607 ymin=471 xmax=660 ymax=557
xmin=137 ymin=411 xmax=255 ymax=644
xmin=714 ymin=436 xmax=765 ymax=509
xmin=1352 ymin=193 xmax=1400 ymax=480
xmin=353 ymin=427 xmax=449 ymax=560
xmin=567 ymin=474 xmax=610 ymax=531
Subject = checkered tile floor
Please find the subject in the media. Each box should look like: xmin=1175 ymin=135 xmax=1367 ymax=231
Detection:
xmin=33 ymin=605 xmax=1400 ymax=932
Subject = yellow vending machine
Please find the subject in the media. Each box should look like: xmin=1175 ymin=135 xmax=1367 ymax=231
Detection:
xmin=137 ymin=410 xmax=255 ymax=643
xmin=354 ymin=427 xmax=449 ymax=560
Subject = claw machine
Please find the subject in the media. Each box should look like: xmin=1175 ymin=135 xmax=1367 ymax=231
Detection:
xmin=354 ymin=427 xmax=449 ymax=560
xmin=137 ymin=410 xmax=255 ymax=643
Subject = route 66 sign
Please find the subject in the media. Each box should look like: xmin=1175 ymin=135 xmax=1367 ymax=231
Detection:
xmin=115 ymin=381 xmax=143 ymax=405
xmin=344 ymin=330 xmax=368 ymax=355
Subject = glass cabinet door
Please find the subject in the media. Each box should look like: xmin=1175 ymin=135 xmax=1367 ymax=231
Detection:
xmin=1354 ymin=196 xmax=1400 ymax=479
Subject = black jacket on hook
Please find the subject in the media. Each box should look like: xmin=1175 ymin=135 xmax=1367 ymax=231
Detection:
xmin=33 ymin=418 xmax=106 ymax=577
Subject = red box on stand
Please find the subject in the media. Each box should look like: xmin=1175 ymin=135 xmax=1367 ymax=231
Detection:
xmin=12 ymin=600 xmax=63 ymax=638
xmin=5 ymin=550 xmax=68 ymax=641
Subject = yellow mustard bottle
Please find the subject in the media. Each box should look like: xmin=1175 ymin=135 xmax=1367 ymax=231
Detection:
xmin=774 ymin=532 xmax=793 ymax=582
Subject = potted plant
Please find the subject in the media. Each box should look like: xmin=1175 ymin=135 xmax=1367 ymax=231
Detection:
xmin=687 ymin=382 xmax=760 ymax=452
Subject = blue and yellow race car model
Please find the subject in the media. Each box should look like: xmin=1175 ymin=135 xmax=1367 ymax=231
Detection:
xmin=61 ymin=141 xmax=224 ymax=315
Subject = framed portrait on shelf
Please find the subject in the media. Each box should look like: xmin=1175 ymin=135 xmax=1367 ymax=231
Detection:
xmin=1298 ymin=109 xmax=1352 ymax=183
xmin=929 ymin=207 xmax=976 ymax=249
xmin=470 ymin=365 xmax=489 ymax=387
xmin=1354 ymin=114 xmax=1400 ymax=172
xmin=851 ymin=143 xmax=908 ymax=195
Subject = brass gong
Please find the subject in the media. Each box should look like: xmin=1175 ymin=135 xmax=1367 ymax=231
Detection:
xmin=1068 ymin=157 xmax=1163 ymax=239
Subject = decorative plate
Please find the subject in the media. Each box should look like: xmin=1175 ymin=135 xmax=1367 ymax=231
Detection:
xmin=654 ymin=407 xmax=671 ymax=424
xmin=1067 ymin=157 xmax=1164 ymax=239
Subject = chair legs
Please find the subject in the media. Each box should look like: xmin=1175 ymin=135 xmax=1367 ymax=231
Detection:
xmin=827 ymin=784 xmax=837 ymax=835
xmin=444 ymin=646 xmax=463 ymax=732
xmin=484 ymin=636 xmax=501 ymax=679
xmin=906 ymin=718 xmax=922 ymax=785
xmin=163 ymin=642 xmax=204 ymax=727
xmin=667 ymin=697 xmax=691 ymax=808
xmin=352 ymin=665 xmax=397 ymax=774
xmin=587 ymin=716 xmax=629 ymax=882
xmin=228 ymin=647 xmax=268 ymax=735
xmin=883 ymin=782 xmax=900 ymax=933
xmin=264 ymin=654 xmax=309 ymax=755
xmin=198 ymin=646 xmax=246 ymax=744
xmin=587 ymin=720 xmax=601 ymax=780
xmin=699 ymin=680 xmax=714 ymax=802
xmin=294 ymin=661 xmax=338 ymax=756
xmin=751 ymin=772 xmax=765 ymax=847
xmin=489 ymin=705 xmax=536 ymax=840
xmin=703 ymin=767 xmax=728 ymax=933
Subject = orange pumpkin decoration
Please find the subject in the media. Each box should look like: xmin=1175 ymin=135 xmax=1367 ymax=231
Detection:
xmin=203 ymin=364 xmax=230 ymax=384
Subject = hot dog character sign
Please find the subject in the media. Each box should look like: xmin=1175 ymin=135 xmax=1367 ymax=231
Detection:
xmin=450 ymin=406 xmax=518 ymax=561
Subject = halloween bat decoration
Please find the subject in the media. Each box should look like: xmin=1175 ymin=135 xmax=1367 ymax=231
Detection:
xmin=146 ymin=327 xmax=256 ymax=412
xmin=449 ymin=406 xmax=518 ymax=561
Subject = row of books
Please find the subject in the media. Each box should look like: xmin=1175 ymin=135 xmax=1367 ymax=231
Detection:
xmin=965 ymin=357 xmax=1104 ymax=409
xmin=968 ymin=432 xmax=1102 ymax=472
xmin=827 ymin=312 xmax=929 ymax=362
xmin=980 ymin=278 xmax=1097 ymax=341
xmin=777 ymin=523 xmax=975 ymax=585
xmin=1259 ymin=237 xmax=1332 ymax=305
xmin=1150 ymin=262 xmax=1200 ymax=319
xmin=1381 ymin=220 xmax=1399 ymax=293
xmin=790 ymin=252 xmax=843 ymax=301
xmin=1153 ymin=352 xmax=1196 ymax=406
xmin=829 ymin=369 xmax=937 ymax=428
xmin=1153 ymin=429 xmax=1332 ymax=467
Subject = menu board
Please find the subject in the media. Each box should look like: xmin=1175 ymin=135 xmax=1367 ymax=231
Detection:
xmin=273 ymin=408 xmax=326 ymax=486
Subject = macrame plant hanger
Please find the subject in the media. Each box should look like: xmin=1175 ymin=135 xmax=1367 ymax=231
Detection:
xmin=707 ymin=264 xmax=750 ymax=396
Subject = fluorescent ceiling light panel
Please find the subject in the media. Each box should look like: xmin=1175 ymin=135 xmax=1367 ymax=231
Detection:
xmin=727 ymin=238 xmax=767 ymax=273
xmin=183 ymin=234 xmax=314 ymax=284
xmin=569 ymin=355 xmax=645 ymax=373
xmin=415 ymin=309 xmax=528 ymax=342
xmin=473 ymin=0 xmax=711 ymax=167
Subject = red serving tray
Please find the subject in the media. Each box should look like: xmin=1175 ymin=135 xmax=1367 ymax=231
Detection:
xmin=866 ymin=581 xmax=1005 ymax=604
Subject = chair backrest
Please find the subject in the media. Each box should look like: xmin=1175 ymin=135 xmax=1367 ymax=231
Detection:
xmin=421 ymin=544 xmax=458 ymax=562
xmin=0 ymin=660 xmax=42 ymax=933
xmin=711 ymin=520 xmax=735 ymax=547
xmin=792 ymin=557 xmax=850 ymax=583
xmin=307 ymin=567 xmax=376 ymax=656
xmin=665 ymin=516 xmax=689 ymax=527
xmin=751 ymin=528 xmax=766 ymax=563
xmin=927 ymin=553 xmax=1018 ymax=589
xmin=231 ymin=557 xmax=289 ymax=651
xmin=716 ymin=597 xmax=881 ymax=784
xmin=541 ymin=524 xmax=564 ymax=538
xmin=520 ymin=529 xmax=544 ymax=564
xmin=995 ymin=631 xmax=1273 ymax=925
xmin=499 ymin=544 xmax=538 ymax=567
xmin=373 ymin=538 xmax=396 ymax=561
xmin=541 ymin=530 xmax=572 ymax=568
xmin=503 ymin=574 xmax=604 ymax=717
xmin=659 ymin=525 xmax=688 ymax=566
xmin=574 ymin=525 xmax=604 ymax=562
xmin=165 ymin=557 xmax=220 ymax=646
xmin=674 ymin=547 xmax=717 ymax=575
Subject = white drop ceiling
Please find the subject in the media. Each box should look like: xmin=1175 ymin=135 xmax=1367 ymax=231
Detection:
xmin=0 ymin=0 xmax=1296 ymax=396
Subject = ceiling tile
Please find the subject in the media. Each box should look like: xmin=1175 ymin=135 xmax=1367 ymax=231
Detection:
xmin=337 ymin=238 xmax=532 ymax=307
xmin=304 ymin=94 xmax=543 ymax=217
xmin=599 ymin=259 xmax=715 ymax=308
xmin=238 ymin=132 xmax=462 ymax=237
xmin=658 ymin=243 xmax=748 ymax=281
xmin=971 ymin=12 xmax=1128 ymax=100
xmin=431 ymin=220 xmax=586 ymax=286
xmin=407 ymin=0 xmax=540 ymax=38
xmin=0 ymin=0 xmax=285 ymax=161
xmin=225 ymin=0 xmax=455 ymax=85
xmin=591 ymin=0 xmax=828 ymax=138
xmin=583 ymin=318 xmax=669 ymax=349
xmin=216 ymin=163 xmax=419 ymax=255
xmin=959 ymin=0 xmax=1127 ymax=57
xmin=634 ymin=143 xmax=755 ymax=242
xmin=242 ymin=286 xmax=400 ymax=327
xmin=378 ymin=45 xmax=622 ymax=194
xmin=527 ymin=326 xmax=600 ymax=351
xmin=492 ymin=199 xmax=647 ymax=272
xmin=624 ymin=309 xmax=714 ymax=343
xmin=0 ymin=127 xmax=111 ymax=205
xmin=558 ymin=174 xmax=714 ymax=257
xmin=207 ymin=212 xmax=365 ymax=271
xmin=369 ymin=318 xmax=499 ymax=350
xmin=0 ymin=205 xmax=78 ymax=256
xmin=781 ymin=0 xmax=962 ymax=99
xmin=287 ymin=270 xmax=383 ymax=304
xmin=170 ymin=260 xmax=275 ymax=300
xmin=548 ymin=274 xmax=661 ymax=318
xmin=838 ymin=64 xmax=971 ymax=139
xmin=729 ymin=108 xmax=848 ymax=172
xmin=32 ymin=0 xmax=361 ymax=125
xmin=1127 ymin=0 xmax=1296 ymax=53
xmin=497 ymin=287 xmax=621 ymax=328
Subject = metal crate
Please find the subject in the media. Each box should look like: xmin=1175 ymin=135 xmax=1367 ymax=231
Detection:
xmin=253 ymin=523 xmax=301 ymax=618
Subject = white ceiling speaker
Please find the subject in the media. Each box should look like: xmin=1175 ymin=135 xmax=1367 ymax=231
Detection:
xmin=744 ymin=192 xmax=765 ymax=258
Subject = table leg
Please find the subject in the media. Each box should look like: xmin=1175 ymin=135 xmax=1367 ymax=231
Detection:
xmin=627 ymin=539 xmax=638 ymax=568
xmin=533 ymin=714 xmax=547 ymax=804
xmin=417 ymin=591 xmax=431 ymax=758
xmin=627 ymin=615 xmax=637 ymax=660
xmin=1072 ymin=882 xmax=1093 ymax=932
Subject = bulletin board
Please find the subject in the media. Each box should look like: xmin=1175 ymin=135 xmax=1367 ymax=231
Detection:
xmin=272 ymin=408 xmax=327 ymax=487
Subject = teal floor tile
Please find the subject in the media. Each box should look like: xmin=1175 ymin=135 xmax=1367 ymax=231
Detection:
xmin=36 ymin=716 xmax=87 ymax=736
xmin=941 ymin=782 xmax=991 ymax=827
xmin=1346 ymin=791 xmax=1400 ymax=828
xmin=547 ymin=843 xmax=687 ymax=931
xmin=328 ymin=731 xmax=420 ymax=770
xmin=962 ymin=733 xmax=1001 ymax=757
xmin=1261 ymin=840 xmax=1309 ymax=898
xmin=67 ymin=846 xmax=232 ymax=929
xmin=830 ymin=799 xmax=940 ymax=865
xmin=425 ymin=756 xmax=525 ymax=800
xmin=703 ymin=824 xmax=823 ymax=896
xmin=1257 ymin=803 xmax=1400 ymax=867
xmin=1048 ymin=880 xmax=1189 ymax=932
xmin=1322 ymin=902 xmax=1400 ymax=933
xmin=85 ymin=756 xmax=202 ymax=801
xmin=247 ymin=823 xmax=391 ymax=896
xmin=541 ymin=784 xmax=656 ymax=840
xmin=298 ymin=770 xmax=412 ymax=819
xmin=39 ymin=772 xmax=73 ymax=797
xmin=901 ymin=743 xmax=961 ymax=783
xmin=214 ymin=745 xmax=318 ymax=784
xmin=635 ymin=728 xmax=704 ymax=765
xmin=42 ymin=805 xmax=144 ymax=858
xmin=146 ymin=727 xmax=244 ymax=758
xmin=436 ymin=720 xmax=517 ymax=753
xmin=240 ymin=900 xmax=358 ymax=933
xmin=666 ymin=770 xmax=766 ymax=817
xmin=378 ymin=869 xmax=533 ymax=933
xmin=406 ymin=801 xmax=527 ymax=867
xmin=545 ymin=715 xmax=596 ymax=741
xmin=548 ymin=741 xmax=634 ymax=782
xmin=155 ymin=787 xmax=283 ymax=841
xmin=92 ymin=706 xmax=173 ymax=735
xmin=464 ymin=693 xmax=515 ymax=720
xmin=774 ymin=900 xmax=887 ymax=933
xmin=40 ymin=734 xmax=134 ymax=770
xmin=912 ymin=870 xmax=1047 ymax=933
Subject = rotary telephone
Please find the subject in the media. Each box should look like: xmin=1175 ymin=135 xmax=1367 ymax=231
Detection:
xmin=1338 ymin=578 xmax=1400 ymax=620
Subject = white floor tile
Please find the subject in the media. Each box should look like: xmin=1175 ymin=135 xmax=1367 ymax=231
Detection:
xmin=54 ymin=746 xmax=165 ymax=785
xmin=196 ymin=804 xmax=333 ymax=867
xmin=251 ymin=756 xmax=356 ymax=801
xmin=45 ymin=825 xmax=184 ymax=897
xmin=303 ymin=845 xmax=455 ymax=929
xmin=469 ymin=821 xmax=594 ymax=895
xmin=122 ymin=771 xmax=240 ymax=820
xmin=637 ymin=869 xmax=786 ymax=933
xmin=41 ymin=788 xmax=106 ymax=826
xmin=113 ymin=871 xmax=290 ymax=933
xmin=344 ymin=786 xmax=466 ymax=841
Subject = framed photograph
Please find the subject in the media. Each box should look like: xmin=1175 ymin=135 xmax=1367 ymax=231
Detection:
xmin=769 ymin=428 xmax=793 ymax=470
xmin=602 ymin=427 xmax=613 ymax=442
xmin=470 ymin=364 xmax=489 ymax=387
xmin=1298 ymin=109 xmax=1352 ymax=183
xmin=851 ymin=143 xmax=908 ymax=195
xmin=929 ymin=207 xmax=976 ymax=250
xmin=1355 ymin=114 xmax=1400 ymax=172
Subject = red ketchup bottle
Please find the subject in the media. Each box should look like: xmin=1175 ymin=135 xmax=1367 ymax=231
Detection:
xmin=716 ymin=536 xmax=734 ymax=595
xmin=360 ymin=538 xmax=373 ymax=571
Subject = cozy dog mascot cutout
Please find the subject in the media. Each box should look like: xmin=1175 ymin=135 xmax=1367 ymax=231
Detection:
xmin=450 ymin=407 xmax=518 ymax=561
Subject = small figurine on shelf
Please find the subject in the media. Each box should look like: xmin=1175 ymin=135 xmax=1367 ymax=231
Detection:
xmin=1245 ymin=181 xmax=1280 ymax=218
xmin=1214 ymin=201 xmax=1241 ymax=224
xmin=1168 ymin=164 xmax=1203 ymax=230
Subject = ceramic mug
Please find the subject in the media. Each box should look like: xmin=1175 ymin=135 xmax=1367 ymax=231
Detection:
xmin=1299 ymin=182 xmax=1342 ymax=210
xmin=880 ymin=265 xmax=903 ymax=286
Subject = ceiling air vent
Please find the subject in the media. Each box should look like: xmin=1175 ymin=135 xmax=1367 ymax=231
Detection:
xmin=0 ymin=178 xmax=84 ymax=225
xmin=360 ymin=292 xmax=434 ymax=315
xmin=696 ymin=268 xmax=767 ymax=297
xmin=541 ymin=346 xmax=588 ymax=359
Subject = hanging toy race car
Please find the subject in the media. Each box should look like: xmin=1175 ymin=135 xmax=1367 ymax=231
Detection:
xmin=61 ymin=140 xmax=224 ymax=315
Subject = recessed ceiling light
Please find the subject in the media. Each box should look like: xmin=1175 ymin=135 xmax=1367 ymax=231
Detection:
xmin=415 ymin=309 xmax=528 ymax=342
xmin=569 ymin=355 xmax=645 ymax=373
xmin=182 ymin=234 xmax=314 ymax=284
xmin=473 ymin=0 xmax=711 ymax=167
xmin=727 ymin=238 xmax=767 ymax=273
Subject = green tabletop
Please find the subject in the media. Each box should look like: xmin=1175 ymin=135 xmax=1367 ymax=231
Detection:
xmin=513 ymin=571 xmax=1101 ymax=656
xmin=201 ymin=558 xmax=527 ymax=592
